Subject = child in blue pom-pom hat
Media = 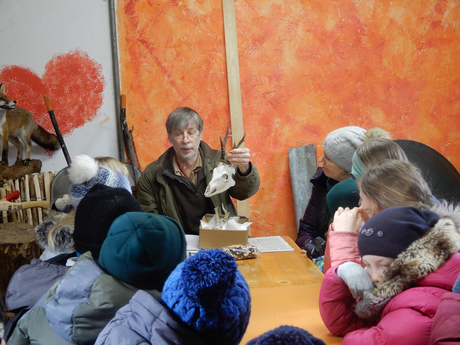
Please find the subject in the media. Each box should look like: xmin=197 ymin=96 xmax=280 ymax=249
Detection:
xmin=95 ymin=248 xmax=252 ymax=345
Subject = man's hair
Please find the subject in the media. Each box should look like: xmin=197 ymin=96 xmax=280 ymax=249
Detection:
xmin=361 ymin=159 xmax=434 ymax=212
xmin=166 ymin=107 xmax=203 ymax=134
xmin=357 ymin=138 xmax=408 ymax=167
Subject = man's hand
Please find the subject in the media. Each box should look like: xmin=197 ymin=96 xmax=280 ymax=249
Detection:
xmin=333 ymin=207 xmax=362 ymax=233
xmin=337 ymin=262 xmax=374 ymax=299
xmin=228 ymin=147 xmax=251 ymax=175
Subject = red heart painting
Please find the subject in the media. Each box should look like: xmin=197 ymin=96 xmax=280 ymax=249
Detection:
xmin=0 ymin=49 xmax=105 ymax=136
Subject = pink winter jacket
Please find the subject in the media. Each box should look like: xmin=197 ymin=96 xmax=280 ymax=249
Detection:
xmin=429 ymin=292 xmax=460 ymax=345
xmin=323 ymin=223 xmax=362 ymax=273
xmin=320 ymin=213 xmax=460 ymax=345
xmin=320 ymin=252 xmax=460 ymax=345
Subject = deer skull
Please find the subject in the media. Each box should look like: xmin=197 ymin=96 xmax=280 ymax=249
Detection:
xmin=204 ymin=127 xmax=245 ymax=198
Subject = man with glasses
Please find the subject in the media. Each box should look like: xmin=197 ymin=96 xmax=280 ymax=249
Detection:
xmin=137 ymin=107 xmax=260 ymax=235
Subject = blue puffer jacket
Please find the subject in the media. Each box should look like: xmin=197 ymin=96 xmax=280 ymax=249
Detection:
xmin=95 ymin=290 xmax=207 ymax=345
xmin=8 ymin=252 xmax=161 ymax=345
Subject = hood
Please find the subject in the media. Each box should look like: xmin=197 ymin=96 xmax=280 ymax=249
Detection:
xmin=34 ymin=211 xmax=75 ymax=254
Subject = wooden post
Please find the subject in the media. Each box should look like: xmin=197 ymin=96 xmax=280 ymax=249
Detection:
xmin=222 ymin=0 xmax=250 ymax=227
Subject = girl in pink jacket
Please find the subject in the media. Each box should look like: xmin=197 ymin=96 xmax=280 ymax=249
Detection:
xmin=319 ymin=206 xmax=460 ymax=345
xmin=324 ymin=159 xmax=435 ymax=272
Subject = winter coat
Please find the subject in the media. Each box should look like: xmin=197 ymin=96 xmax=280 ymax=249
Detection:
xmin=319 ymin=215 xmax=460 ymax=345
xmin=5 ymin=214 xmax=75 ymax=316
xmin=137 ymin=141 xmax=260 ymax=232
xmin=95 ymin=290 xmax=206 ymax=345
xmin=296 ymin=168 xmax=334 ymax=250
xmin=8 ymin=252 xmax=161 ymax=345
xmin=323 ymin=222 xmax=362 ymax=273
xmin=6 ymin=255 xmax=72 ymax=312
xmin=429 ymin=292 xmax=460 ymax=345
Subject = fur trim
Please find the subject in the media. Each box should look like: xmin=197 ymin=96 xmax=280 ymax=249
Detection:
xmin=34 ymin=213 xmax=75 ymax=253
xmin=34 ymin=219 xmax=55 ymax=249
xmin=355 ymin=216 xmax=460 ymax=319
xmin=429 ymin=200 xmax=460 ymax=231
xmin=364 ymin=127 xmax=392 ymax=141
xmin=67 ymin=154 xmax=98 ymax=184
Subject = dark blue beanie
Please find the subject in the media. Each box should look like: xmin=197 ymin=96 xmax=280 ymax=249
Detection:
xmin=161 ymin=249 xmax=251 ymax=345
xmin=247 ymin=325 xmax=326 ymax=345
xmin=73 ymin=184 xmax=142 ymax=260
xmin=358 ymin=206 xmax=440 ymax=258
xmin=98 ymin=212 xmax=186 ymax=291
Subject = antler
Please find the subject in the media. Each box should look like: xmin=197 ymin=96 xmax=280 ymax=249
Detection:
xmin=233 ymin=131 xmax=246 ymax=149
xmin=220 ymin=125 xmax=232 ymax=161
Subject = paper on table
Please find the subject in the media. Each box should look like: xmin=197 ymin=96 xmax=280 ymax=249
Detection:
xmin=185 ymin=235 xmax=199 ymax=257
xmin=248 ymin=236 xmax=294 ymax=253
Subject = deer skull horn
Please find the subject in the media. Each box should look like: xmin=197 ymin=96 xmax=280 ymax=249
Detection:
xmin=220 ymin=125 xmax=232 ymax=161
xmin=233 ymin=131 xmax=246 ymax=149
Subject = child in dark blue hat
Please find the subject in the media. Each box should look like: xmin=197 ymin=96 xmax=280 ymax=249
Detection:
xmin=319 ymin=206 xmax=460 ymax=345
xmin=8 ymin=187 xmax=186 ymax=345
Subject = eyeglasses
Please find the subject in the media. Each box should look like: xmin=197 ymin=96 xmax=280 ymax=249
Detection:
xmin=171 ymin=130 xmax=200 ymax=141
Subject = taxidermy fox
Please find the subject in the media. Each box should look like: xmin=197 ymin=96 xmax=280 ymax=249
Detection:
xmin=0 ymin=83 xmax=60 ymax=164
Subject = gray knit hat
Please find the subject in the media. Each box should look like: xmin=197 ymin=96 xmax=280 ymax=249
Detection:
xmin=323 ymin=126 xmax=366 ymax=172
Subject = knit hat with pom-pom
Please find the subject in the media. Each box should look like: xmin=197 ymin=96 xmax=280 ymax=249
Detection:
xmin=68 ymin=154 xmax=131 ymax=209
xmin=161 ymin=249 xmax=251 ymax=345
xmin=247 ymin=325 xmax=326 ymax=345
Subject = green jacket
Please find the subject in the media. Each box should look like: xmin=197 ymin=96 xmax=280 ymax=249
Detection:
xmin=8 ymin=252 xmax=161 ymax=345
xmin=137 ymin=141 xmax=260 ymax=227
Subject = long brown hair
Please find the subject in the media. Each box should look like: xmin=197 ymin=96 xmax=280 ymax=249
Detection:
xmin=361 ymin=159 xmax=434 ymax=212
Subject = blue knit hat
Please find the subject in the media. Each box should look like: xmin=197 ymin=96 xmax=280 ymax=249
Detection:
xmin=247 ymin=325 xmax=326 ymax=345
xmin=98 ymin=212 xmax=186 ymax=291
xmin=68 ymin=154 xmax=131 ymax=209
xmin=161 ymin=249 xmax=251 ymax=345
xmin=358 ymin=206 xmax=440 ymax=258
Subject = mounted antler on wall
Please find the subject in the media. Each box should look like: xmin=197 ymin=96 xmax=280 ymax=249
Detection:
xmin=204 ymin=126 xmax=245 ymax=198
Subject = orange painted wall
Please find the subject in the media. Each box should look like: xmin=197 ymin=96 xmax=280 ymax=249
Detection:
xmin=117 ymin=0 xmax=460 ymax=241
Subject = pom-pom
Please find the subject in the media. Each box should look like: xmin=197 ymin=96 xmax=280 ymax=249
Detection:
xmin=364 ymin=127 xmax=392 ymax=141
xmin=182 ymin=249 xmax=237 ymax=305
xmin=68 ymin=154 xmax=99 ymax=184
xmin=55 ymin=194 xmax=72 ymax=211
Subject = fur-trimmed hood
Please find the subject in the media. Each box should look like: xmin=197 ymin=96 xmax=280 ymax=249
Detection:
xmin=355 ymin=204 xmax=460 ymax=319
xmin=34 ymin=211 xmax=75 ymax=254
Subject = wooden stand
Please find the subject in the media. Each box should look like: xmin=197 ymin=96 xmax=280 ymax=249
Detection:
xmin=0 ymin=222 xmax=42 ymax=298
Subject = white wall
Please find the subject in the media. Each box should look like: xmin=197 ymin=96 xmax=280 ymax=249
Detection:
xmin=0 ymin=0 xmax=119 ymax=173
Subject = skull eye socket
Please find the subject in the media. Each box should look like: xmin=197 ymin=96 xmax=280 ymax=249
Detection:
xmin=222 ymin=173 xmax=229 ymax=182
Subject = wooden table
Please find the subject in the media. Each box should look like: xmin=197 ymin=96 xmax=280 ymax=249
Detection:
xmin=237 ymin=236 xmax=343 ymax=345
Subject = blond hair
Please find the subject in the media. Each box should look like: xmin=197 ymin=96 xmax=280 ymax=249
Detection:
xmin=361 ymin=159 xmax=434 ymax=211
xmin=95 ymin=156 xmax=130 ymax=177
xmin=357 ymin=138 xmax=408 ymax=167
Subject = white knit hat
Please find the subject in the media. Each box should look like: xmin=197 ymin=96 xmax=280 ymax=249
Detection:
xmin=323 ymin=126 xmax=366 ymax=172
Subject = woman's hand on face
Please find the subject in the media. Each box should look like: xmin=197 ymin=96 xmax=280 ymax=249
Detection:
xmin=333 ymin=207 xmax=362 ymax=233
